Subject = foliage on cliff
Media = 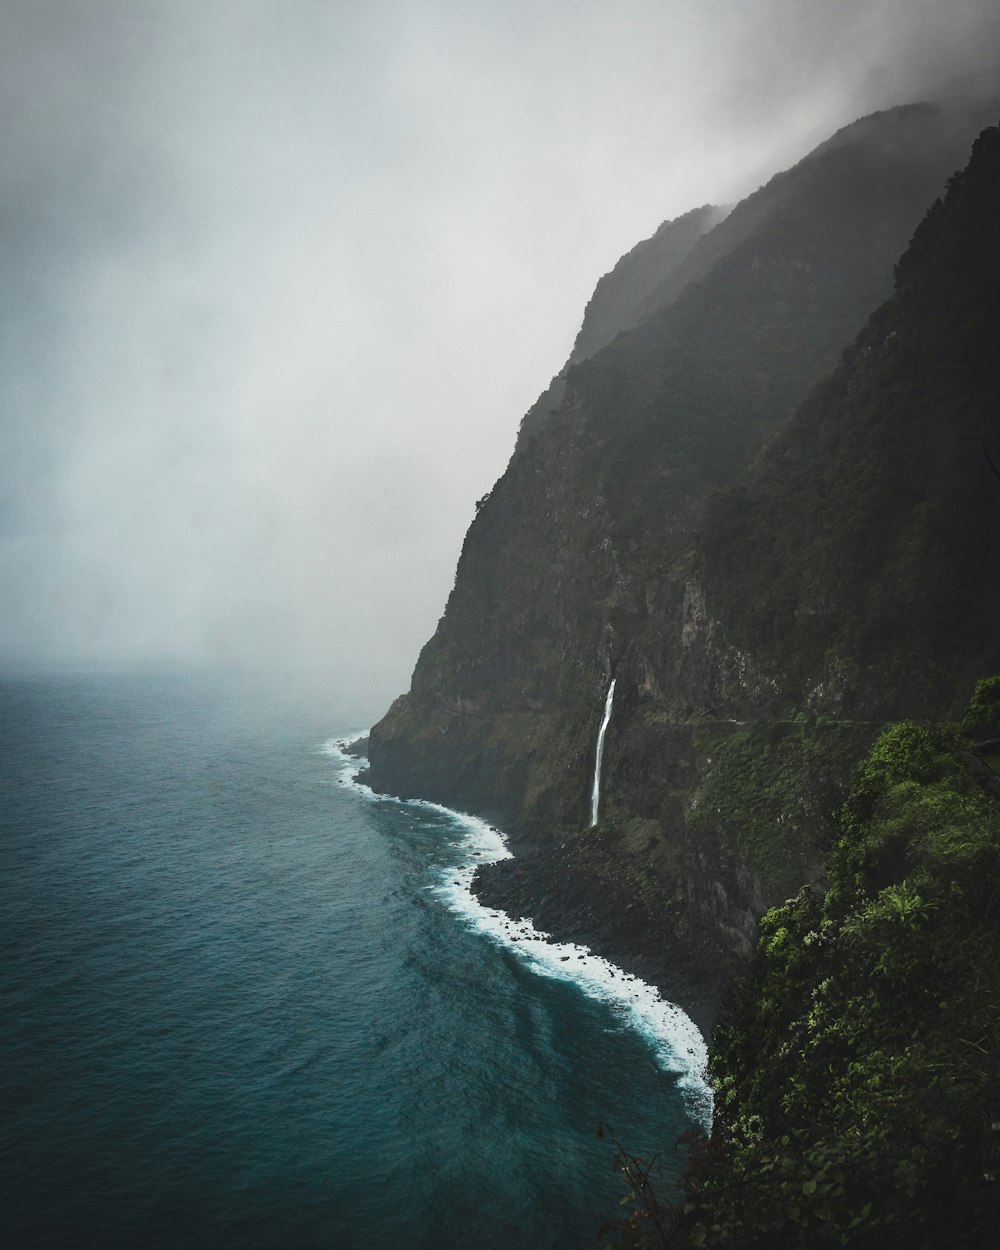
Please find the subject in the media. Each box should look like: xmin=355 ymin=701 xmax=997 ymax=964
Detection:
xmin=656 ymin=694 xmax=1000 ymax=1248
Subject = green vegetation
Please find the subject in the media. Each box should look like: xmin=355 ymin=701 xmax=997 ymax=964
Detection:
xmin=611 ymin=695 xmax=1000 ymax=1247
xmin=687 ymin=719 xmax=877 ymax=899
xmin=963 ymin=675 xmax=1000 ymax=737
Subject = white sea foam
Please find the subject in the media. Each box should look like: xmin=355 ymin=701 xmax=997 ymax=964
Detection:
xmin=319 ymin=734 xmax=374 ymax=786
xmin=320 ymin=735 xmax=713 ymax=1128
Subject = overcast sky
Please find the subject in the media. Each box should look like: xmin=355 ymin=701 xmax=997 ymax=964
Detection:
xmin=2 ymin=0 xmax=998 ymax=715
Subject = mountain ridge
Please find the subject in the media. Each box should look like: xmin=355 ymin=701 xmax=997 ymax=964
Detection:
xmin=364 ymin=97 xmax=1000 ymax=1016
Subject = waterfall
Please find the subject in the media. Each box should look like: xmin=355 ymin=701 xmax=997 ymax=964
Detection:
xmin=589 ymin=678 xmax=616 ymax=828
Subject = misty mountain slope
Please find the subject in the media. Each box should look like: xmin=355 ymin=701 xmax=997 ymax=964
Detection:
xmin=513 ymin=103 xmax=968 ymax=455
xmin=631 ymin=101 xmax=979 ymax=324
xmin=515 ymin=203 xmax=724 ymax=447
xmin=570 ymin=205 xmax=730 ymax=362
xmin=687 ymin=121 xmax=1000 ymax=722
xmin=368 ymin=102 xmax=981 ymax=842
xmin=591 ymin=116 xmax=1000 ymax=987
xmin=592 ymin=116 xmax=999 ymax=990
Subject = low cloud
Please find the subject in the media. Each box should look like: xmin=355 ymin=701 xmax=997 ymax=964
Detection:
xmin=2 ymin=0 xmax=997 ymax=713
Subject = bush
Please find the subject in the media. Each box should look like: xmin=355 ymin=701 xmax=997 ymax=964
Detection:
xmin=962 ymin=676 xmax=1000 ymax=738
xmin=663 ymin=706 xmax=1000 ymax=1248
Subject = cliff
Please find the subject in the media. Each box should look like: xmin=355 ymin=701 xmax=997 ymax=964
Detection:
xmin=690 ymin=124 xmax=1000 ymax=721
xmin=365 ymin=101 xmax=1000 ymax=1015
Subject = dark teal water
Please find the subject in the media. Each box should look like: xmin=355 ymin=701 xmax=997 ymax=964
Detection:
xmin=0 ymin=672 xmax=702 ymax=1248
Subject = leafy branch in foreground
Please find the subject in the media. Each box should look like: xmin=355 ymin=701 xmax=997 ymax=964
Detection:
xmin=596 ymin=1120 xmax=677 ymax=1249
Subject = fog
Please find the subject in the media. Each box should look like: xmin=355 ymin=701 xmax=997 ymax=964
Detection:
xmin=2 ymin=0 xmax=998 ymax=714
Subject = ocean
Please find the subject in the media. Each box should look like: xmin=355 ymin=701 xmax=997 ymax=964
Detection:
xmin=0 ymin=672 xmax=707 ymax=1248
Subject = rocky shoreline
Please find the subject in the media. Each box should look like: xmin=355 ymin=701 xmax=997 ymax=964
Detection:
xmin=353 ymin=735 xmax=728 ymax=1036
xmin=470 ymin=831 xmax=729 ymax=1038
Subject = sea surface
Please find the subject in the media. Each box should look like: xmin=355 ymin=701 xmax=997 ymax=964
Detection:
xmin=0 ymin=672 xmax=707 ymax=1249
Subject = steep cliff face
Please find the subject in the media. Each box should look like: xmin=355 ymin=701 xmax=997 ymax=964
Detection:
xmin=366 ymin=102 xmax=1000 ymax=1002
xmin=686 ymin=124 xmax=1000 ymax=722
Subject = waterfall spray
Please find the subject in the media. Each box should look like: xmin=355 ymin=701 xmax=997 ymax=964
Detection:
xmin=589 ymin=678 xmax=616 ymax=828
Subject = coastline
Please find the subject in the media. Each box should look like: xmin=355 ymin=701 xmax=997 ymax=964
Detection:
xmin=343 ymin=736 xmax=715 ymax=1119
xmin=470 ymin=834 xmax=725 ymax=1039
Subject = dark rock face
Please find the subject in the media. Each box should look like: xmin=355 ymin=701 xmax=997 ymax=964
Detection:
xmin=688 ymin=122 xmax=1000 ymax=724
xmin=367 ymin=103 xmax=1000 ymax=1011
